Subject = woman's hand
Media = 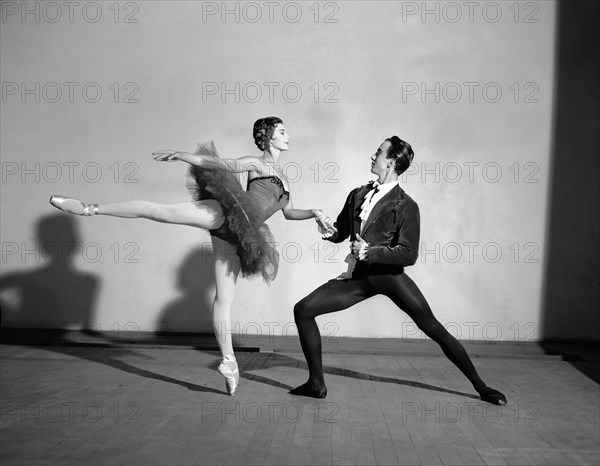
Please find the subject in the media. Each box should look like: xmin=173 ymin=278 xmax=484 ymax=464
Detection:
xmin=152 ymin=150 xmax=180 ymax=162
xmin=314 ymin=210 xmax=337 ymax=237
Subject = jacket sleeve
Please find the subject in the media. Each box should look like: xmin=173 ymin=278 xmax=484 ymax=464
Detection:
xmin=325 ymin=189 xmax=355 ymax=244
xmin=366 ymin=201 xmax=420 ymax=266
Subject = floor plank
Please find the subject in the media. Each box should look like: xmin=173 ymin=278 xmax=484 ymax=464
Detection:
xmin=1 ymin=343 xmax=598 ymax=466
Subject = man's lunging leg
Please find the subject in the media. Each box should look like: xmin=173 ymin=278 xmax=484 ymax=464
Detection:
xmin=291 ymin=279 xmax=370 ymax=398
xmin=377 ymin=273 xmax=507 ymax=405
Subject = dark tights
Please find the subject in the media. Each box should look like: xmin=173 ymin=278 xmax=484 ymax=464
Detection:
xmin=294 ymin=273 xmax=496 ymax=397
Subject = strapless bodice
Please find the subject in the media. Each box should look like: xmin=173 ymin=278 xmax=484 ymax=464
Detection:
xmin=246 ymin=176 xmax=289 ymax=222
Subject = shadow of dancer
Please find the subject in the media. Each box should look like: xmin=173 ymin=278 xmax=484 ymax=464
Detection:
xmin=0 ymin=214 xmax=98 ymax=332
xmin=157 ymin=246 xmax=216 ymax=334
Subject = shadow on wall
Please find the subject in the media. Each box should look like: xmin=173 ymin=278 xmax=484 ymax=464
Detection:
xmin=0 ymin=213 xmax=221 ymax=338
xmin=0 ymin=214 xmax=99 ymax=331
xmin=157 ymin=246 xmax=217 ymax=334
xmin=541 ymin=0 xmax=600 ymax=342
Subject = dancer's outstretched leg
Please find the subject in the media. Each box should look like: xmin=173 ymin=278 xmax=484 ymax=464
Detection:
xmin=212 ymin=236 xmax=241 ymax=396
xmin=378 ymin=273 xmax=507 ymax=405
xmin=50 ymin=196 xmax=224 ymax=229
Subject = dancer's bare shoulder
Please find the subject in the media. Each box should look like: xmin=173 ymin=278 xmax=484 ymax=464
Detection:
xmin=224 ymin=155 xmax=265 ymax=175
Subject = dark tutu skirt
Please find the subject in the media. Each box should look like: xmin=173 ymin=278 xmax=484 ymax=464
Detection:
xmin=185 ymin=141 xmax=279 ymax=284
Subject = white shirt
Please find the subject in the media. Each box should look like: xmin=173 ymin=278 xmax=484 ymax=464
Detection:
xmin=334 ymin=179 xmax=399 ymax=279
xmin=359 ymin=180 xmax=398 ymax=234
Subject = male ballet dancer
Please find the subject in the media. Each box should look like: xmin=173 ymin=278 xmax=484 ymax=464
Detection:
xmin=290 ymin=136 xmax=507 ymax=405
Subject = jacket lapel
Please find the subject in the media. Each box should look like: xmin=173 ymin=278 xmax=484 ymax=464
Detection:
xmin=361 ymin=185 xmax=403 ymax=236
xmin=353 ymin=183 xmax=375 ymax=237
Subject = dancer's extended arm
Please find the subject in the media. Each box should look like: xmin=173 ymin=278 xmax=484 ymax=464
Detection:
xmin=180 ymin=153 xmax=264 ymax=173
xmin=152 ymin=150 xmax=263 ymax=174
xmin=282 ymin=197 xmax=337 ymax=234
xmin=282 ymin=197 xmax=322 ymax=221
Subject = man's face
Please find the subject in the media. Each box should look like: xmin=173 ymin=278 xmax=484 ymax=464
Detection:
xmin=370 ymin=140 xmax=392 ymax=177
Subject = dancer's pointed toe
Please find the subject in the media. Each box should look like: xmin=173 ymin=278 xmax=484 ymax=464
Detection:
xmin=49 ymin=196 xmax=97 ymax=216
xmin=218 ymin=355 xmax=239 ymax=396
xmin=479 ymin=387 xmax=507 ymax=405
xmin=289 ymin=383 xmax=327 ymax=399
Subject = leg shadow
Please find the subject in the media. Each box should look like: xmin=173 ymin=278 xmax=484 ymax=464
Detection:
xmin=40 ymin=344 xmax=225 ymax=395
xmin=228 ymin=351 xmax=479 ymax=400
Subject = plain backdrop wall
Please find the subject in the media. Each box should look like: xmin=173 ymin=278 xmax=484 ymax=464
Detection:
xmin=1 ymin=1 xmax=561 ymax=341
xmin=541 ymin=0 xmax=599 ymax=341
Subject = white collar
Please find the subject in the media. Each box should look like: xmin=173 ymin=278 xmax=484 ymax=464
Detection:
xmin=370 ymin=180 xmax=398 ymax=193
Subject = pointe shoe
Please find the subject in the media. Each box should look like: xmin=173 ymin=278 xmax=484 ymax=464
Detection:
xmin=289 ymin=383 xmax=327 ymax=399
xmin=50 ymin=196 xmax=98 ymax=216
xmin=217 ymin=355 xmax=239 ymax=396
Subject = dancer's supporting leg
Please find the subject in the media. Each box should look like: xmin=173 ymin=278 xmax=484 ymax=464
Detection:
xmin=212 ymin=236 xmax=241 ymax=396
xmin=50 ymin=196 xmax=244 ymax=395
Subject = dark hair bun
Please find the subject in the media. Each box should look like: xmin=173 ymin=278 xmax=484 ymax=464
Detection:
xmin=253 ymin=116 xmax=283 ymax=151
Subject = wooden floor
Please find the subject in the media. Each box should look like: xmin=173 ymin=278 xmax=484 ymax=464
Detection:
xmin=1 ymin=342 xmax=598 ymax=465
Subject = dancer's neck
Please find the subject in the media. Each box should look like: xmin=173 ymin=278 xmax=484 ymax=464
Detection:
xmin=378 ymin=172 xmax=399 ymax=185
xmin=261 ymin=148 xmax=281 ymax=166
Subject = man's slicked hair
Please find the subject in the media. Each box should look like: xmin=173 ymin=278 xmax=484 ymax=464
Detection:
xmin=385 ymin=136 xmax=414 ymax=175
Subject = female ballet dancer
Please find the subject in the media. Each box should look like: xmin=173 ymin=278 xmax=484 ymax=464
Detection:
xmin=50 ymin=116 xmax=332 ymax=396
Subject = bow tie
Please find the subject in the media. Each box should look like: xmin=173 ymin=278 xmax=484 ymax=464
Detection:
xmin=366 ymin=183 xmax=380 ymax=201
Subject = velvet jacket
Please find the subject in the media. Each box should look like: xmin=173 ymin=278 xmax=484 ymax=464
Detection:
xmin=327 ymin=181 xmax=420 ymax=276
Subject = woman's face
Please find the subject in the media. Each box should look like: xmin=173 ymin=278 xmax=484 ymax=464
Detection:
xmin=269 ymin=123 xmax=290 ymax=151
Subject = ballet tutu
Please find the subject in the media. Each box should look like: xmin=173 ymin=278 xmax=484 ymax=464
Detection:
xmin=185 ymin=141 xmax=279 ymax=284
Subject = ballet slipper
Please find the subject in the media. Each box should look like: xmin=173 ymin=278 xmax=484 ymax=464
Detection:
xmin=289 ymin=382 xmax=327 ymax=399
xmin=217 ymin=355 xmax=239 ymax=396
xmin=49 ymin=196 xmax=98 ymax=216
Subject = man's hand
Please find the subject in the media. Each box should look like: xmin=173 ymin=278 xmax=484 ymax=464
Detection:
xmin=351 ymin=233 xmax=369 ymax=260
xmin=321 ymin=225 xmax=338 ymax=239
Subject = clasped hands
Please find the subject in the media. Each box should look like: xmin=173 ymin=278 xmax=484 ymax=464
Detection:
xmin=314 ymin=210 xmax=337 ymax=238
xmin=314 ymin=211 xmax=368 ymax=259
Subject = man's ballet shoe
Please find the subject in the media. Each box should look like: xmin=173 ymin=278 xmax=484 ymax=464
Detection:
xmin=217 ymin=355 xmax=239 ymax=396
xmin=289 ymin=383 xmax=327 ymax=399
xmin=50 ymin=196 xmax=98 ymax=216
xmin=478 ymin=387 xmax=507 ymax=405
